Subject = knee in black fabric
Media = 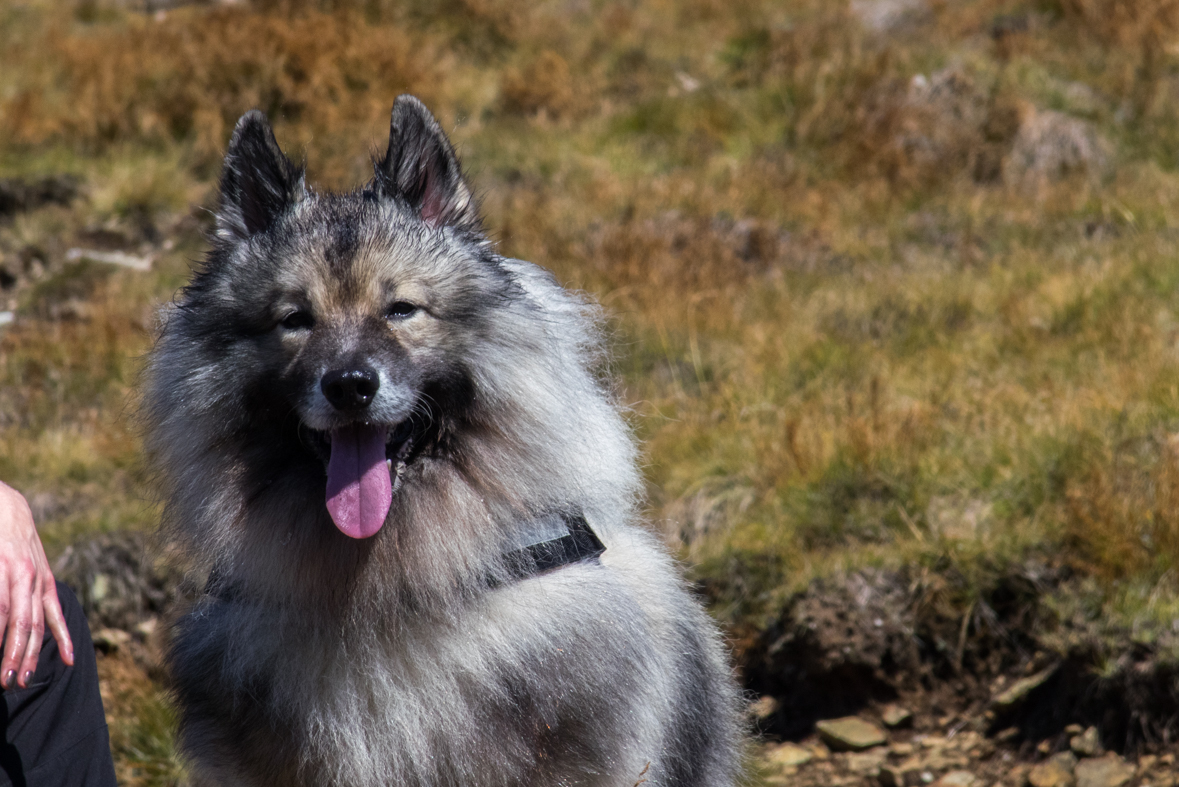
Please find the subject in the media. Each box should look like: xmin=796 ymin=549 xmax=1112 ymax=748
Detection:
xmin=0 ymin=581 xmax=116 ymax=787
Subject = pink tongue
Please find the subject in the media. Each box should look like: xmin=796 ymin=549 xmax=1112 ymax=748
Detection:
xmin=325 ymin=424 xmax=392 ymax=538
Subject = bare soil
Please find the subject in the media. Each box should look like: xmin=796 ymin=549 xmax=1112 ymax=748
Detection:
xmin=731 ymin=563 xmax=1179 ymax=785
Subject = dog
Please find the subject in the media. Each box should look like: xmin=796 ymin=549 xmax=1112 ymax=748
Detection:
xmin=143 ymin=95 xmax=743 ymax=787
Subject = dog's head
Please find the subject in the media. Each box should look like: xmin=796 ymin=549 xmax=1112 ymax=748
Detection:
xmin=171 ymin=97 xmax=519 ymax=540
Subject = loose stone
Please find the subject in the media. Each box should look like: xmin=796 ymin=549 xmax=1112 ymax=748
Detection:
xmin=1070 ymin=727 xmax=1101 ymax=758
xmin=883 ymin=704 xmax=915 ymax=728
xmin=1028 ymin=751 xmax=1078 ymax=787
xmin=1074 ymin=754 xmax=1134 ymax=787
xmin=817 ymin=716 xmax=889 ymax=752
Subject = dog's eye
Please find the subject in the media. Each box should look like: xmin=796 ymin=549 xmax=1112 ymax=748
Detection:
xmin=280 ymin=310 xmax=315 ymax=330
xmin=386 ymin=302 xmax=418 ymax=320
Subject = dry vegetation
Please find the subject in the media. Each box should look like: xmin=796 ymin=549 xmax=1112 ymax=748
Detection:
xmin=8 ymin=0 xmax=1179 ymax=781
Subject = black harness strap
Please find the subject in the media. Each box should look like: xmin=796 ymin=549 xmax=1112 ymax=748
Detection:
xmin=205 ymin=511 xmax=606 ymax=601
xmin=501 ymin=510 xmax=606 ymax=581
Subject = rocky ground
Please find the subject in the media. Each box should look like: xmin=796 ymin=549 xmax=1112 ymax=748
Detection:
xmin=754 ymin=706 xmax=1176 ymax=787
xmin=733 ymin=561 xmax=1179 ymax=787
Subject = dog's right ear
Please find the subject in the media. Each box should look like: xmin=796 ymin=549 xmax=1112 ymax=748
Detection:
xmin=216 ymin=111 xmax=305 ymax=241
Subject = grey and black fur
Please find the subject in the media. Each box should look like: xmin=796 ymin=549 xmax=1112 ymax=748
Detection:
xmin=144 ymin=96 xmax=743 ymax=787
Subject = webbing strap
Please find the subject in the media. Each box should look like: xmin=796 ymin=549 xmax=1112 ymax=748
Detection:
xmin=500 ymin=510 xmax=606 ymax=581
xmin=205 ymin=510 xmax=606 ymax=601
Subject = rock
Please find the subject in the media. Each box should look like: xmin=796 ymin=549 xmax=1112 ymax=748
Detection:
xmin=882 ymin=704 xmax=914 ymax=728
xmin=951 ymin=731 xmax=982 ymax=751
xmin=65 ymin=247 xmax=153 ymax=271
xmin=850 ymin=0 xmax=926 ymax=32
xmin=845 ymin=749 xmax=888 ymax=774
xmin=1004 ymin=109 xmax=1110 ymax=188
xmin=919 ymin=735 xmax=948 ymax=749
xmin=890 ymin=742 xmax=915 ymax=756
xmin=954 ymin=730 xmax=992 ymax=758
xmin=1070 ymin=726 xmax=1101 ymax=757
xmin=92 ymin=627 xmax=131 ymax=653
xmin=971 ymin=738 xmax=996 ymax=759
xmin=1007 ymin=764 xmax=1032 ymax=786
xmin=933 ymin=771 xmax=977 ymax=787
xmin=1028 ymin=752 xmax=1078 ymax=787
xmin=748 ymin=694 xmax=779 ymax=725
xmin=924 ymin=751 xmax=971 ymax=773
xmin=880 ymin=759 xmax=924 ymax=787
xmin=1065 ymin=724 xmax=1084 ymax=736
xmin=1074 ymin=754 xmax=1133 ymax=787
xmin=765 ymin=742 xmax=813 ymax=769
xmin=816 ymin=716 xmax=888 ymax=751
xmin=1137 ymin=755 xmax=1157 ymax=776
xmin=993 ymin=665 xmax=1057 ymax=709
xmin=134 ymin=617 xmax=159 ymax=640
xmin=91 ymin=573 xmax=110 ymax=602
xmin=879 ymin=764 xmax=906 ymax=787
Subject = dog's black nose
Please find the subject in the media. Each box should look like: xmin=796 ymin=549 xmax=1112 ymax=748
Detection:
xmin=321 ymin=366 xmax=380 ymax=411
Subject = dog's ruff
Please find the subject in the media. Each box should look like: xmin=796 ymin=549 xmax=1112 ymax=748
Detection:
xmin=144 ymin=95 xmax=743 ymax=787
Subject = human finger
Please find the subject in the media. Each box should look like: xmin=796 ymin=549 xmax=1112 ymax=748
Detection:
xmin=17 ymin=575 xmax=44 ymax=688
xmin=0 ymin=566 xmax=10 ymax=674
xmin=41 ymin=580 xmax=72 ymax=667
xmin=1 ymin=565 xmax=34 ymax=689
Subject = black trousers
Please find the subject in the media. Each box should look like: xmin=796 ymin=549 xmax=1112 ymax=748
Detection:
xmin=0 ymin=581 xmax=117 ymax=786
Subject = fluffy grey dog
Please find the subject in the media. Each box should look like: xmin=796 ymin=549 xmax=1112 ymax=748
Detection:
xmin=143 ymin=95 xmax=742 ymax=787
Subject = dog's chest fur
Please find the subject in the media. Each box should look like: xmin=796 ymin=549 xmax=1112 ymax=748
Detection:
xmin=176 ymin=558 xmax=668 ymax=787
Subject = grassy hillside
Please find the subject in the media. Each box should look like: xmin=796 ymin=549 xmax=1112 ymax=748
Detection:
xmin=7 ymin=0 xmax=1179 ymax=782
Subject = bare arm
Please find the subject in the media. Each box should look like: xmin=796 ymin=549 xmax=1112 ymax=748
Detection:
xmin=0 ymin=482 xmax=73 ymax=689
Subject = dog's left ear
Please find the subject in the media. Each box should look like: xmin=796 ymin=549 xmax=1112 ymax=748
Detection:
xmin=373 ymin=96 xmax=479 ymax=230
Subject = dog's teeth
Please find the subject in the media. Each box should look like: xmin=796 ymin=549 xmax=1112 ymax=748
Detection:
xmin=386 ymin=458 xmax=392 ymax=470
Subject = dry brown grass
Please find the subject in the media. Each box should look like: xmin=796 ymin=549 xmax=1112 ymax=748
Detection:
xmin=1054 ymin=0 xmax=1179 ymax=117
xmin=1065 ymin=431 xmax=1179 ymax=580
xmin=1 ymin=7 xmax=451 ymax=180
xmin=500 ymin=50 xmax=576 ymax=118
xmin=97 ymin=649 xmax=183 ymax=786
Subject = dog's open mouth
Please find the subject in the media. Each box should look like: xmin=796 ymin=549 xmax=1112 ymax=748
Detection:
xmin=304 ymin=420 xmax=417 ymax=539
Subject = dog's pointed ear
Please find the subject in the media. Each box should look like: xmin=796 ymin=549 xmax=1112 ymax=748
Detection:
xmin=217 ymin=110 xmax=305 ymax=240
xmin=372 ymin=96 xmax=478 ymax=230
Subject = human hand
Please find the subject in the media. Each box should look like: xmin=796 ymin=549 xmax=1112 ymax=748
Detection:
xmin=0 ymin=482 xmax=73 ymax=688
